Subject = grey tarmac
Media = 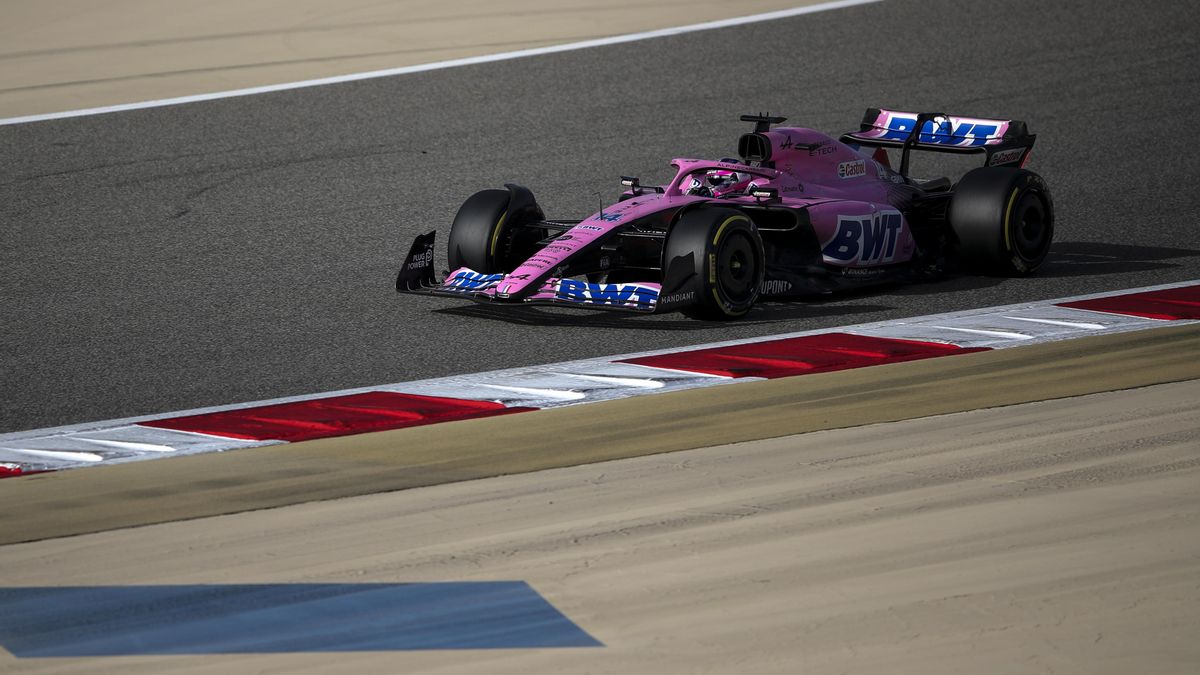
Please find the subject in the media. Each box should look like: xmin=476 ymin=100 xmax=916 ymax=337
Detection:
xmin=3 ymin=0 xmax=1200 ymax=432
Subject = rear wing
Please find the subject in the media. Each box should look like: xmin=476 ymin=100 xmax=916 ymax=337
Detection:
xmin=841 ymin=108 xmax=1036 ymax=176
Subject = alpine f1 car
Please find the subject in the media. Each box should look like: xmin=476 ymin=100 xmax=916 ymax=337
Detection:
xmin=397 ymin=108 xmax=1053 ymax=319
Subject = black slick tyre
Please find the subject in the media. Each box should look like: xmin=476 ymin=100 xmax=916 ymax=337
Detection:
xmin=447 ymin=188 xmax=544 ymax=274
xmin=665 ymin=208 xmax=764 ymax=320
xmin=949 ymin=167 xmax=1054 ymax=275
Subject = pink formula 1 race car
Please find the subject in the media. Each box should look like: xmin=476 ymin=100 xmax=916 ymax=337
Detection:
xmin=397 ymin=109 xmax=1053 ymax=320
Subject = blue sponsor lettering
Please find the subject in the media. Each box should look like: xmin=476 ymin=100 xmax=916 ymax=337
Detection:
xmin=823 ymin=219 xmax=862 ymax=262
xmin=591 ymin=284 xmax=634 ymax=304
xmin=445 ymin=270 xmax=503 ymax=290
xmin=593 ymin=212 xmax=624 ymax=223
xmin=822 ymin=212 xmax=904 ymax=264
xmin=878 ymin=116 xmax=916 ymax=142
xmin=917 ymin=117 xmax=954 ymax=144
xmin=554 ymin=279 xmax=658 ymax=306
xmin=918 ymin=119 xmax=998 ymax=146
xmin=883 ymin=213 xmax=902 ymax=258
xmin=860 ymin=217 xmax=886 ymax=262
xmin=556 ymin=278 xmax=587 ymax=301
xmin=962 ymin=123 xmax=997 ymax=145
xmin=881 ymin=115 xmax=998 ymax=147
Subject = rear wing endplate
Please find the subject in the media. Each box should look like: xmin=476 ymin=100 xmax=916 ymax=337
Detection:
xmin=841 ymin=108 xmax=1036 ymax=176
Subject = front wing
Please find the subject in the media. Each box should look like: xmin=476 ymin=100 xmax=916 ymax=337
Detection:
xmin=396 ymin=232 xmax=664 ymax=313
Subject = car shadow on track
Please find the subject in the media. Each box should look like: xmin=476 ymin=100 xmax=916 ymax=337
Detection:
xmin=887 ymin=273 xmax=1007 ymax=297
xmin=433 ymin=301 xmax=896 ymax=329
xmin=889 ymin=241 xmax=1200 ymax=296
xmin=1036 ymin=241 xmax=1200 ymax=277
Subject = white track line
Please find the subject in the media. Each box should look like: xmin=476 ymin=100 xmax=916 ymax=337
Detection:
xmin=0 ymin=0 xmax=883 ymax=127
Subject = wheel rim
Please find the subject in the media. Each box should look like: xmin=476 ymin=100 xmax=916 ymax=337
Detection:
xmin=716 ymin=231 xmax=758 ymax=303
xmin=1012 ymin=192 xmax=1049 ymax=261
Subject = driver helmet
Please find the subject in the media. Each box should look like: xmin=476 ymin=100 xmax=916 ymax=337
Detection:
xmin=686 ymin=158 xmax=754 ymax=197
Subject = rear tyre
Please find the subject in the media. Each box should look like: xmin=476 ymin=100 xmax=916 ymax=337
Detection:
xmin=949 ymin=167 xmax=1054 ymax=275
xmin=664 ymin=208 xmax=764 ymax=320
xmin=447 ymin=188 xmax=544 ymax=273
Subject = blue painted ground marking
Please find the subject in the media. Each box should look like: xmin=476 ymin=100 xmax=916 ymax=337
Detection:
xmin=0 ymin=582 xmax=602 ymax=657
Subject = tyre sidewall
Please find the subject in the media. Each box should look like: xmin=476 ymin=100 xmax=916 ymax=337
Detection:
xmin=447 ymin=189 xmax=511 ymax=273
xmin=665 ymin=208 xmax=765 ymax=319
xmin=949 ymin=168 xmax=1054 ymax=275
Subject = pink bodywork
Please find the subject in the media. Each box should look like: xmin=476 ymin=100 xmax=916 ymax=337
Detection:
xmin=440 ymin=114 xmax=1016 ymax=303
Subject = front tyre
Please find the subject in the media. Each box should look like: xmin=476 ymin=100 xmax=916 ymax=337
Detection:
xmin=664 ymin=208 xmax=764 ymax=320
xmin=447 ymin=187 xmax=544 ymax=274
xmin=949 ymin=167 xmax=1054 ymax=275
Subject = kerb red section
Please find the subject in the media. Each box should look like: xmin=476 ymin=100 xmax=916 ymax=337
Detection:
xmin=619 ymin=332 xmax=987 ymax=379
xmin=1 ymin=464 xmax=25 ymax=479
xmin=142 ymin=392 xmax=534 ymax=442
xmin=1057 ymin=284 xmax=1200 ymax=320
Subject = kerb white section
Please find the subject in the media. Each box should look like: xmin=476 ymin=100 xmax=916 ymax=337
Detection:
xmin=0 ymin=426 xmax=276 ymax=473
xmin=1 ymin=279 xmax=1195 ymax=474
xmin=848 ymin=304 xmax=1164 ymax=349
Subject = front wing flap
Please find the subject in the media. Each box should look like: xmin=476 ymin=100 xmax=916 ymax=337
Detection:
xmin=396 ymin=232 xmax=668 ymax=313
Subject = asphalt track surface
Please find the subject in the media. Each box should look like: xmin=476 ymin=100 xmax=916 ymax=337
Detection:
xmin=3 ymin=0 xmax=1200 ymax=433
